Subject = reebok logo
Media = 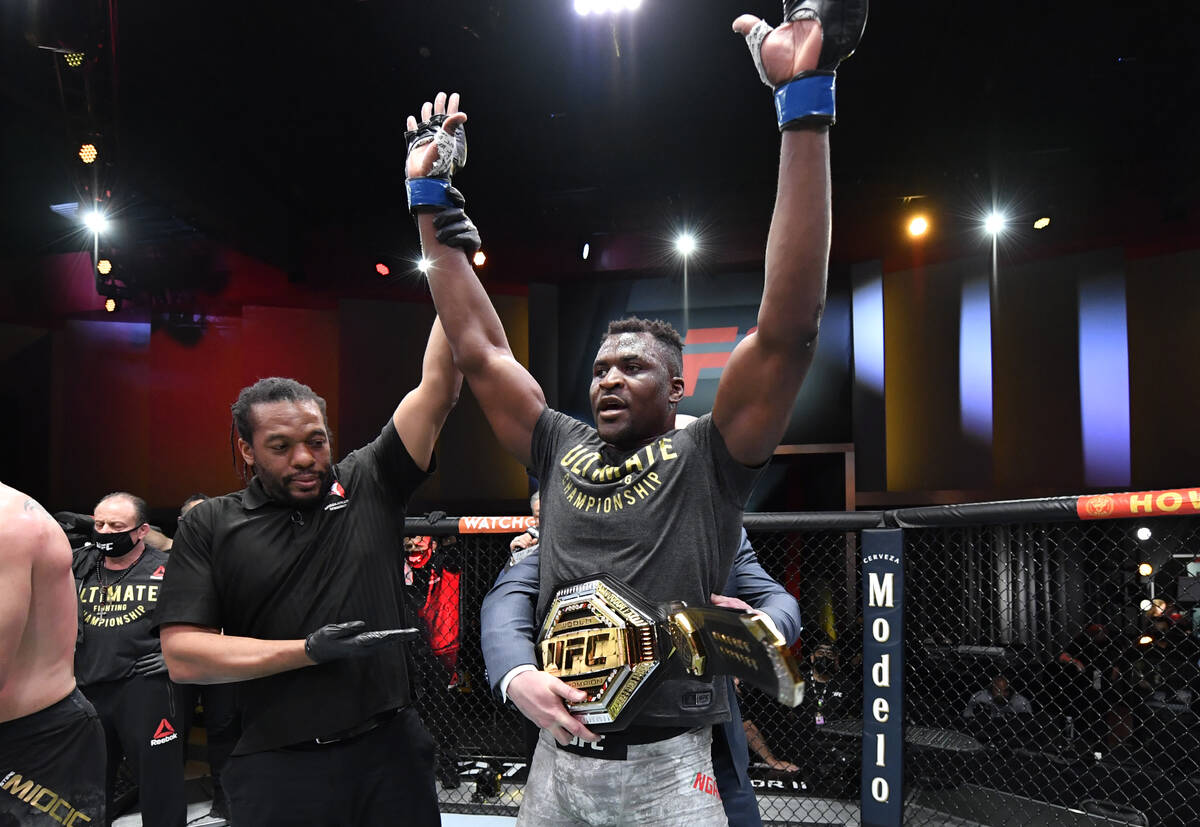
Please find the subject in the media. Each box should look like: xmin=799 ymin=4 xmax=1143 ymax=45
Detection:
xmin=324 ymin=480 xmax=349 ymax=511
xmin=150 ymin=718 xmax=178 ymax=746
xmin=150 ymin=565 xmax=165 ymax=580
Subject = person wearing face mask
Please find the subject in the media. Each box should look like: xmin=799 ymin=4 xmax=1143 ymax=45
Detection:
xmin=71 ymin=491 xmax=187 ymax=827
xmin=795 ymin=638 xmax=859 ymax=798
xmin=807 ymin=642 xmax=852 ymax=728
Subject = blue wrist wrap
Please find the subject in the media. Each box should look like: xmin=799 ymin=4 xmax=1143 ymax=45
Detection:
xmin=406 ymin=177 xmax=453 ymax=212
xmin=774 ymin=71 xmax=836 ymax=131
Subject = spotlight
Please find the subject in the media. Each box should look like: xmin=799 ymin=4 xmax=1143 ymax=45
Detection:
xmin=104 ymin=297 xmax=118 ymax=313
xmin=79 ymin=143 xmax=98 ymax=164
xmin=83 ymin=211 xmax=108 ymax=234
xmin=417 ymin=258 xmax=431 ymax=274
xmin=1140 ymin=599 xmax=1154 ymax=612
xmin=984 ymin=212 xmax=1006 ymax=235
xmin=1033 ymin=216 xmax=1051 ymax=230
xmin=375 ymin=262 xmax=390 ymax=277
xmin=1137 ymin=562 xmax=1154 ymax=577
xmin=907 ymin=215 xmax=929 ymax=238
xmin=97 ymin=259 xmax=112 ymax=275
xmin=582 ymin=242 xmax=590 ymax=261
xmin=65 ymin=52 xmax=84 ymax=68
xmin=473 ymin=250 xmax=487 ymax=267
xmin=1136 ymin=526 xmax=1152 ymax=541
xmin=675 ymin=232 xmax=696 ymax=257
xmin=1137 ymin=634 xmax=1154 ymax=646
xmin=575 ymin=0 xmax=641 ymax=14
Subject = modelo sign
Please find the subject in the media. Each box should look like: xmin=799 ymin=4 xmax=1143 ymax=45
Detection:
xmin=861 ymin=529 xmax=903 ymax=826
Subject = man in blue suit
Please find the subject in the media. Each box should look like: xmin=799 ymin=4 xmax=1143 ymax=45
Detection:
xmin=481 ymin=528 xmax=801 ymax=827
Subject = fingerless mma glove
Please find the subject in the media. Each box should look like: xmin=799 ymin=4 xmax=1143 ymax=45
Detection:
xmin=743 ymin=0 xmax=869 ymax=131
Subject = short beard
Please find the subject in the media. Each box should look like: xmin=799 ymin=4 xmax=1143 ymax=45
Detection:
xmin=256 ymin=468 xmax=330 ymax=508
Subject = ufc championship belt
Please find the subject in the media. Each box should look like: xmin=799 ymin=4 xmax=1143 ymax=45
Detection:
xmin=537 ymin=575 xmax=805 ymax=732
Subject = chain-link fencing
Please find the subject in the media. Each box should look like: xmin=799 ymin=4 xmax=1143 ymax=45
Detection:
xmin=404 ymin=494 xmax=1200 ymax=826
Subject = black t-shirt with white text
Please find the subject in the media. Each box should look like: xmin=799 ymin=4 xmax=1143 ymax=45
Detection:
xmin=156 ymin=422 xmax=430 ymax=754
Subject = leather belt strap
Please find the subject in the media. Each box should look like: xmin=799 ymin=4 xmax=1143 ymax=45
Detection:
xmin=282 ymin=707 xmax=401 ymax=750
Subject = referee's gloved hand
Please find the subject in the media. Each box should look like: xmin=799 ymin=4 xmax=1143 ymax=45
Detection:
xmin=304 ymin=621 xmax=419 ymax=664
xmin=132 ymin=651 xmax=169 ymax=677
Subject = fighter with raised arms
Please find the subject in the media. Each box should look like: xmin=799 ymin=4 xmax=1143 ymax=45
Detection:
xmin=406 ymin=2 xmax=866 ymax=822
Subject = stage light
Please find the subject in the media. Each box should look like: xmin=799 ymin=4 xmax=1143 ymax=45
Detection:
xmin=79 ymin=143 xmax=98 ymax=164
xmin=907 ymin=215 xmax=929 ymax=238
xmin=1136 ymin=526 xmax=1152 ymax=541
xmin=675 ymin=232 xmax=696 ymax=257
xmin=1138 ymin=562 xmax=1154 ymax=577
xmin=1140 ymin=599 xmax=1154 ymax=612
xmin=65 ymin=52 xmax=84 ymax=68
xmin=473 ymin=250 xmax=487 ymax=267
xmin=582 ymin=242 xmax=590 ymax=260
xmin=1033 ymin=216 xmax=1051 ymax=230
xmin=1137 ymin=634 xmax=1154 ymax=646
xmin=104 ymin=297 xmax=118 ymax=313
xmin=417 ymin=258 xmax=431 ymax=274
xmin=97 ymin=259 xmax=112 ymax=275
xmin=375 ymin=262 xmax=390 ymax=277
xmin=984 ymin=212 xmax=1006 ymax=235
xmin=575 ymin=0 xmax=641 ymax=14
xmin=83 ymin=211 xmax=108 ymax=234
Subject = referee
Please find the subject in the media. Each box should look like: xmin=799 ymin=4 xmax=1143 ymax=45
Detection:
xmin=157 ymin=319 xmax=460 ymax=826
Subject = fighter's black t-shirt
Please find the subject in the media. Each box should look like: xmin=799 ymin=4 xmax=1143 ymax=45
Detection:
xmin=73 ymin=546 xmax=171 ymax=687
xmin=156 ymin=422 xmax=429 ymax=754
xmin=530 ymin=409 xmax=763 ymax=727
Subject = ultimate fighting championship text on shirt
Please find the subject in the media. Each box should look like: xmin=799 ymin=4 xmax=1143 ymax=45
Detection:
xmin=78 ymin=583 xmax=159 ymax=628
xmin=558 ymin=436 xmax=680 ymax=514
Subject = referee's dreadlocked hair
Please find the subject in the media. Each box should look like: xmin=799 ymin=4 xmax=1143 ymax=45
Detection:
xmin=229 ymin=377 xmax=329 ymax=484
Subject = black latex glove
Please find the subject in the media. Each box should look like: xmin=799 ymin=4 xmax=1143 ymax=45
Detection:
xmin=304 ymin=621 xmax=419 ymax=664
xmin=132 ymin=651 xmax=169 ymax=677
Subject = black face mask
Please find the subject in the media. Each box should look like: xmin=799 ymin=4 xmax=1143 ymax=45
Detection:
xmin=93 ymin=528 xmax=138 ymax=558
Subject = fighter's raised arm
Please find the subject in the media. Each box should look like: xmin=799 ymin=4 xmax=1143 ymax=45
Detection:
xmin=714 ymin=2 xmax=866 ymax=468
xmin=404 ymin=92 xmax=545 ymax=468
xmin=391 ymin=316 xmax=463 ymax=471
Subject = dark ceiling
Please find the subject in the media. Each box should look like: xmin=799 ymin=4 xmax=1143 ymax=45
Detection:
xmin=1 ymin=0 xmax=1196 ymax=292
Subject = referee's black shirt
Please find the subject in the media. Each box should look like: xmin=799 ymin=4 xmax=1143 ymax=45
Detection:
xmin=157 ymin=422 xmax=430 ymax=755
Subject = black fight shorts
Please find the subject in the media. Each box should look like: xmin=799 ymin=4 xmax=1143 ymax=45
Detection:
xmin=0 ymin=689 xmax=105 ymax=826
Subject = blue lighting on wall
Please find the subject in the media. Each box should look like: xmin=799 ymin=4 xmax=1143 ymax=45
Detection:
xmin=959 ymin=273 xmax=993 ymax=440
xmin=1078 ymin=272 xmax=1131 ymax=486
xmin=852 ymin=273 xmax=884 ymax=392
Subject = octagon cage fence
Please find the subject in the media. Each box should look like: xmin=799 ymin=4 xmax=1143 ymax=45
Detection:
xmin=402 ymin=488 xmax=1200 ymax=827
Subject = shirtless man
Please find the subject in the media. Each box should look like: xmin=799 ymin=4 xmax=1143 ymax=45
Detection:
xmin=0 ymin=483 xmax=105 ymax=826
